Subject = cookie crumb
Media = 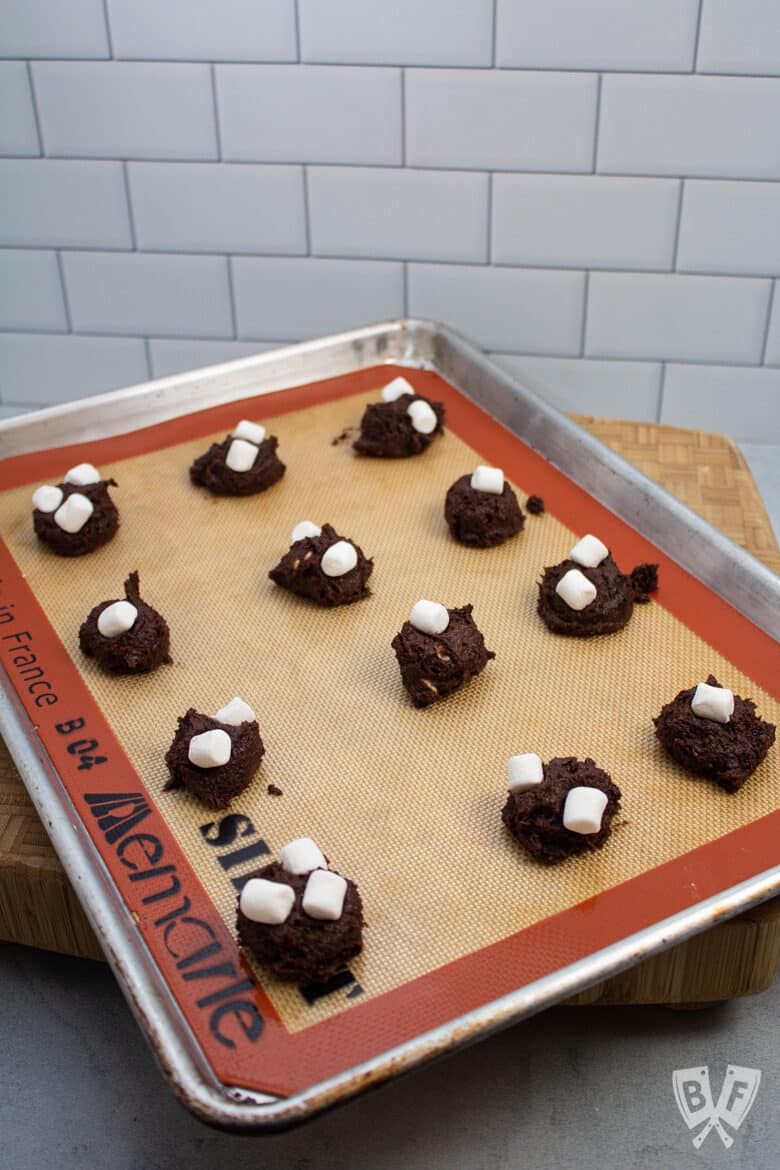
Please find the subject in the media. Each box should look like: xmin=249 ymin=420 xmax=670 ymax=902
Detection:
xmin=267 ymin=783 xmax=283 ymax=797
xmin=526 ymin=495 xmax=545 ymax=515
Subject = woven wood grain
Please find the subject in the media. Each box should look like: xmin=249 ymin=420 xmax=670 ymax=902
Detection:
xmin=1 ymin=417 xmax=777 ymax=1003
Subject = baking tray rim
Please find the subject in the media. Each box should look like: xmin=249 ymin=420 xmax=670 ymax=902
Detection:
xmin=0 ymin=317 xmax=777 ymax=1131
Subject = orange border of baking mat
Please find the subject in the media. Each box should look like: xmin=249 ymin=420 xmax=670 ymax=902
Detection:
xmin=1 ymin=365 xmax=778 ymax=1099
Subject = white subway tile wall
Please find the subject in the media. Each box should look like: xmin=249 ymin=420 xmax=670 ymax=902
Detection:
xmin=0 ymin=1 xmax=777 ymax=438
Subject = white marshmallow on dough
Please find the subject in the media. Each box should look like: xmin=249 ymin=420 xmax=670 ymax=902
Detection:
xmin=53 ymin=492 xmax=94 ymax=534
xmin=507 ymin=752 xmax=544 ymax=793
xmin=280 ymin=836 xmax=327 ymax=875
xmin=232 ymin=419 xmax=266 ymax=445
xmin=569 ymin=534 xmax=609 ymax=569
xmin=410 ymin=599 xmax=450 ymax=636
xmin=691 ymin=682 xmax=734 ymax=724
xmin=291 ymin=520 xmax=322 ymax=543
xmin=302 ymin=869 xmax=347 ymax=921
xmin=562 ymin=786 xmax=608 ymax=835
xmin=407 ymin=398 xmax=437 ymax=434
xmin=240 ymin=878 xmax=295 ymax=925
xmin=64 ymin=462 xmax=101 ymax=486
xmin=381 ymin=376 xmax=415 ymax=403
xmin=213 ymin=696 xmax=256 ymax=726
xmin=320 ymin=539 xmax=358 ymax=577
xmin=555 ymin=568 xmax=597 ymax=611
xmin=32 ymin=485 xmax=63 ymax=513
xmin=471 ymin=466 xmax=504 ymax=495
xmin=225 ymin=438 xmax=258 ymax=473
xmin=97 ymin=600 xmax=138 ymax=639
xmin=188 ymin=728 xmax=232 ymax=769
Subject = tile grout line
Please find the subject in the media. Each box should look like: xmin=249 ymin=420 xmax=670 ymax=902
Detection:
xmin=226 ymin=256 xmax=239 ymax=339
xmin=121 ymin=161 xmax=138 ymax=250
xmin=591 ymin=74 xmax=603 ymax=173
xmin=143 ymin=336 xmax=152 ymax=379
xmin=402 ymin=261 xmax=409 ymax=317
xmin=293 ymin=0 xmax=302 ymax=62
xmin=210 ymin=65 xmax=222 ymax=160
xmin=671 ymin=179 xmax=685 ymax=269
xmin=302 ymin=166 xmax=311 ymax=254
xmin=692 ymin=0 xmax=705 ymax=72
xmin=100 ymin=0 xmax=114 ymax=58
xmin=491 ymin=0 xmax=499 ymax=66
xmin=656 ymin=362 xmax=667 ymax=423
xmin=55 ymin=251 xmax=73 ymax=332
xmin=760 ymin=280 xmax=776 ymax=364
xmin=486 ymin=172 xmax=493 ymax=264
xmin=579 ymin=270 xmax=590 ymax=356
xmin=25 ymin=62 xmax=45 ymax=156
xmin=400 ymin=68 xmax=407 ymax=166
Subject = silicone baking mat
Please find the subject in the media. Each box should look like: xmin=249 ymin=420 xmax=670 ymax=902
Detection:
xmin=0 ymin=366 xmax=777 ymax=1099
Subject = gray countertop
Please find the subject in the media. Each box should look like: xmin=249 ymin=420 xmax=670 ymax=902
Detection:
xmin=1 ymin=442 xmax=778 ymax=1170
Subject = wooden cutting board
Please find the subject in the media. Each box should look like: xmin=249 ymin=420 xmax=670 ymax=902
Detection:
xmin=1 ymin=416 xmax=778 ymax=1005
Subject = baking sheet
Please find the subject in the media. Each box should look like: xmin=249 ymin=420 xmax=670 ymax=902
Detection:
xmin=0 ymin=325 xmax=778 ymax=1128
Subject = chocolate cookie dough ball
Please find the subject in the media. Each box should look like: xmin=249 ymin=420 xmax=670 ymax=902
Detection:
xmin=79 ymin=570 xmax=171 ymax=675
xmin=353 ymin=376 xmax=445 ymax=458
xmin=502 ymin=754 xmax=621 ymax=864
xmin=391 ymin=599 xmax=495 ymax=708
xmin=269 ymin=521 xmax=372 ymax=607
xmin=537 ymin=533 xmax=658 ymax=637
xmin=190 ymin=418 xmax=285 ymax=496
xmin=445 ymin=466 xmax=524 ymax=548
xmin=237 ymin=837 xmax=364 ymax=984
xmin=654 ymin=674 xmax=776 ymax=793
xmin=164 ymin=697 xmax=264 ymax=809
xmin=32 ymin=462 xmax=119 ymax=557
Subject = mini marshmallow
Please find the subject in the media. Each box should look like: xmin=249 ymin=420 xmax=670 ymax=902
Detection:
xmin=302 ymin=869 xmax=347 ymax=921
xmin=53 ymin=492 xmax=94 ymax=534
xmin=470 ymin=466 xmax=504 ymax=495
xmin=555 ymin=568 xmax=597 ymax=611
xmin=562 ymin=786 xmax=609 ymax=835
xmin=240 ymin=878 xmax=295 ymax=925
xmin=569 ymin=534 xmax=609 ymax=569
xmin=381 ymin=376 xmax=415 ymax=403
xmin=213 ymin=696 xmax=256 ymax=726
xmin=188 ymin=728 xmax=232 ymax=769
xmin=407 ymin=398 xmax=437 ymax=434
xmin=279 ymin=836 xmax=327 ymax=875
xmin=225 ymin=438 xmax=258 ymax=473
xmin=232 ymin=419 xmax=266 ymax=445
xmin=507 ymin=752 xmax=544 ymax=793
xmin=97 ymin=600 xmax=138 ymax=639
xmin=409 ymin=599 xmax=450 ymax=636
xmin=691 ymin=682 xmax=734 ymax=724
xmin=64 ymin=462 xmax=101 ymax=486
xmin=291 ymin=520 xmax=322 ymax=543
xmin=32 ymin=485 xmax=63 ymax=513
xmin=320 ymin=539 xmax=358 ymax=577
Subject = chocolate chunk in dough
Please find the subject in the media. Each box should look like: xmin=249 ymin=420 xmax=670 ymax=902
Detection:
xmin=33 ymin=480 xmax=119 ymax=557
xmin=164 ymin=708 xmax=264 ymax=809
xmin=237 ymin=859 xmax=364 ymax=984
xmin=537 ymin=553 xmax=659 ymax=637
xmin=526 ymin=495 xmax=545 ymax=515
xmin=190 ymin=432 xmax=285 ymax=496
xmin=353 ymin=393 xmax=445 ymax=458
xmin=502 ymin=756 xmax=621 ymax=864
xmin=269 ymin=523 xmax=372 ymax=607
xmin=654 ymin=674 xmax=775 ymax=793
xmin=444 ymin=474 xmax=525 ymax=548
xmin=391 ymin=603 xmax=495 ymax=708
xmin=79 ymin=570 xmax=171 ymax=675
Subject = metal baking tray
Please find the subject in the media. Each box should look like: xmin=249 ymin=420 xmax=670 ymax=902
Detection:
xmin=0 ymin=319 xmax=778 ymax=1131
